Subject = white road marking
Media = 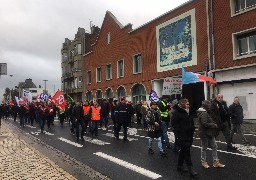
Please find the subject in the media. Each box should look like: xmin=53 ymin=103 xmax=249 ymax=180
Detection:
xmin=192 ymin=145 xmax=256 ymax=159
xmin=127 ymin=128 xmax=137 ymax=135
xmin=83 ymin=136 xmax=111 ymax=145
xmin=94 ymin=152 xmax=162 ymax=179
xmin=244 ymin=133 xmax=256 ymax=137
xmin=103 ymin=133 xmax=138 ymax=141
xmin=58 ymin=137 xmax=83 ymax=147
xmin=25 ymin=125 xmax=36 ymax=128
xmin=36 ymin=130 xmax=54 ymax=135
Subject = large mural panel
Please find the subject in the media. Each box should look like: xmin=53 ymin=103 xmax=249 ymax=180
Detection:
xmin=156 ymin=9 xmax=197 ymax=72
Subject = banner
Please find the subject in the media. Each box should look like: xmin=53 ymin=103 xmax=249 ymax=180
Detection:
xmin=23 ymin=89 xmax=32 ymax=102
xmin=162 ymin=77 xmax=182 ymax=95
xmin=52 ymin=90 xmax=67 ymax=111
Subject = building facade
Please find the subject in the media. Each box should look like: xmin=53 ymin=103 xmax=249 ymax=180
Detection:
xmin=61 ymin=27 xmax=100 ymax=102
xmin=212 ymin=0 xmax=256 ymax=119
xmin=83 ymin=0 xmax=255 ymax=119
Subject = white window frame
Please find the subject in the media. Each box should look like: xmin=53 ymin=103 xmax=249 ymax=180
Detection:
xmin=87 ymin=71 xmax=92 ymax=84
xmin=106 ymin=64 xmax=112 ymax=80
xmin=230 ymin=0 xmax=256 ymax=17
xmin=232 ymin=27 xmax=256 ymax=60
xmin=117 ymin=59 xmax=124 ymax=78
xmin=133 ymin=54 xmax=142 ymax=74
xmin=107 ymin=32 xmax=111 ymax=45
xmin=96 ymin=67 xmax=102 ymax=82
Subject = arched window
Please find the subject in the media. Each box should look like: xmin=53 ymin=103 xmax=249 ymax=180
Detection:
xmin=106 ymin=88 xmax=113 ymax=99
xmin=96 ymin=90 xmax=102 ymax=100
xmin=86 ymin=91 xmax=93 ymax=101
xmin=132 ymin=84 xmax=146 ymax=103
xmin=117 ymin=86 xmax=126 ymax=101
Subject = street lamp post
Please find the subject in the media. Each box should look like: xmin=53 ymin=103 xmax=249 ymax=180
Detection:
xmin=43 ymin=80 xmax=48 ymax=93
xmin=9 ymin=75 xmax=13 ymax=102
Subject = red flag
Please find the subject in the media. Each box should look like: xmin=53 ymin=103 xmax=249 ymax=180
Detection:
xmin=9 ymin=101 xmax=14 ymax=107
xmin=52 ymin=90 xmax=67 ymax=111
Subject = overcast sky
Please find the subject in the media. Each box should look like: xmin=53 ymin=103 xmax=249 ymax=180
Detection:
xmin=0 ymin=0 xmax=189 ymax=101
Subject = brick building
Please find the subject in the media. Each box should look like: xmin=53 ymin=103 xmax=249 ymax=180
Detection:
xmin=84 ymin=0 xmax=256 ymax=119
xmin=211 ymin=0 xmax=256 ymax=119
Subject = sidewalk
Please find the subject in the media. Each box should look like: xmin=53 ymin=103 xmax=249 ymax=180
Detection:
xmin=243 ymin=120 xmax=256 ymax=134
xmin=0 ymin=122 xmax=76 ymax=180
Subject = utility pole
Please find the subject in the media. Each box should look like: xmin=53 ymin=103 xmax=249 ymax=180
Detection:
xmin=43 ymin=80 xmax=48 ymax=93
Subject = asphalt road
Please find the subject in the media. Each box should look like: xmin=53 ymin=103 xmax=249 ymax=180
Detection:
xmin=5 ymin=118 xmax=256 ymax=180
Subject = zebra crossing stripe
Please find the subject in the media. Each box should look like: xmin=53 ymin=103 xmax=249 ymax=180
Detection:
xmin=94 ymin=152 xmax=162 ymax=179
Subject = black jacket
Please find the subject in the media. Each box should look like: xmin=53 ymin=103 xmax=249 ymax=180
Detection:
xmin=171 ymin=104 xmax=195 ymax=147
xmin=116 ymin=103 xmax=129 ymax=124
xmin=229 ymin=103 xmax=243 ymax=124
xmin=101 ymin=102 xmax=110 ymax=116
xmin=73 ymin=105 xmax=84 ymax=121
xmin=210 ymin=99 xmax=222 ymax=129
xmin=18 ymin=105 xmax=27 ymax=116
xmin=147 ymin=108 xmax=162 ymax=138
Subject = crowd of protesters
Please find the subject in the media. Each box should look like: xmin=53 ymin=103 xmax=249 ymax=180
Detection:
xmin=0 ymin=93 xmax=250 ymax=178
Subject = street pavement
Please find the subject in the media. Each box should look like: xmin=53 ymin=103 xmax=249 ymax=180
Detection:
xmin=0 ymin=120 xmax=109 ymax=180
xmin=1 ymin=117 xmax=256 ymax=180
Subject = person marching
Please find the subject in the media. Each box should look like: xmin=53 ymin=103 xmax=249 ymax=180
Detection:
xmin=83 ymin=101 xmax=91 ymax=134
xmin=147 ymin=101 xmax=167 ymax=157
xmin=39 ymin=103 xmax=49 ymax=133
xmin=111 ymin=99 xmax=119 ymax=136
xmin=101 ymin=99 xmax=110 ymax=129
xmin=47 ymin=103 xmax=55 ymax=130
xmin=210 ymin=94 xmax=236 ymax=150
xmin=58 ymin=107 xmax=66 ymax=126
xmin=0 ymin=103 xmax=3 ymax=126
xmin=197 ymin=100 xmax=225 ymax=169
xmin=90 ymin=101 xmax=101 ymax=139
xmin=18 ymin=104 xmax=27 ymax=127
xmin=116 ymin=97 xmax=129 ymax=142
xmin=158 ymin=96 xmax=171 ymax=149
xmin=229 ymin=97 xmax=250 ymax=145
xmin=73 ymin=101 xmax=85 ymax=141
xmin=171 ymin=99 xmax=198 ymax=177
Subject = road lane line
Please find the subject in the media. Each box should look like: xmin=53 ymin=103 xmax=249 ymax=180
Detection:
xmin=192 ymin=145 xmax=256 ymax=159
xmin=83 ymin=136 xmax=111 ymax=145
xmin=94 ymin=152 xmax=162 ymax=179
xmin=103 ymin=133 xmax=138 ymax=141
xmin=58 ymin=137 xmax=83 ymax=147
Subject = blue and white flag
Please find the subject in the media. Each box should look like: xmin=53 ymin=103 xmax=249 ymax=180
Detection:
xmin=40 ymin=93 xmax=48 ymax=101
xmin=149 ymin=89 xmax=159 ymax=102
xmin=23 ymin=89 xmax=32 ymax=102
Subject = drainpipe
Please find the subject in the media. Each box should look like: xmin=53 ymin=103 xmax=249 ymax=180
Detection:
xmin=205 ymin=0 xmax=211 ymax=100
xmin=211 ymin=0 xmax=216 ymax=70
xmin=206 ymin=0 xmax=212 ymax=70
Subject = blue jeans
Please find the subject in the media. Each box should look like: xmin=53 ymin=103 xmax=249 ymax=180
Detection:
xmin=19 ymin=115 xmax=25 ymax=127
xmin=102 ymin=115 xmax=109 ymax=128
xmin=161 ymin=121 xmax=170 ymax=146
xmin=91 ymin=121 xmax=99 ymax=137
xmin=40 ymin=117 xmax=46 ymax=132
xmin=201 ymin=136 xmax=219 ymax=162
xmin=148 ymin=137 xmax=163 ymax=152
